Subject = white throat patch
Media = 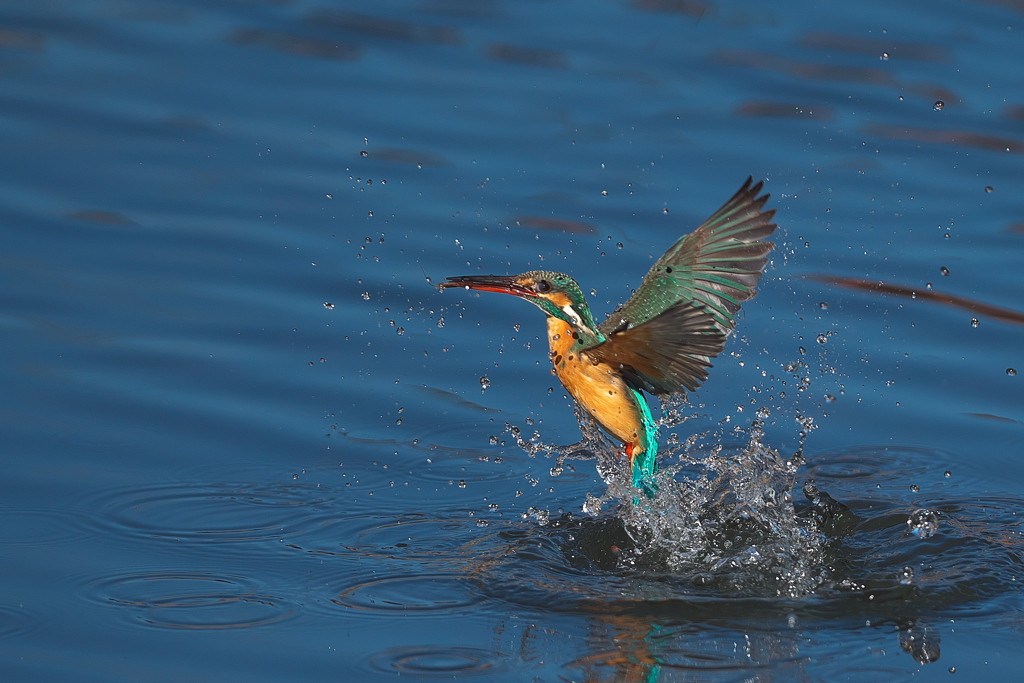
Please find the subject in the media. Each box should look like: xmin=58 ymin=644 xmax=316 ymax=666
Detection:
xmin=561 ymin=303 xmax=595 ymax=337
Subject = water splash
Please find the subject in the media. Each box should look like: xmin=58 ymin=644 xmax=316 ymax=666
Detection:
xmin=507 ymin=407 xmax=827 ymax=597
xmin=908 ymin=508 xmax=939 ymax=538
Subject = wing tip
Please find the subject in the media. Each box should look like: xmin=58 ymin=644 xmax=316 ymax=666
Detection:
xmin=741 ymin=176 xmax=774 ymax=211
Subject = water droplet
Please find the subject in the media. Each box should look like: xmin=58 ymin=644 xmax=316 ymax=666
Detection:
xmin=899 ymin=566 xmax=914 ymax=584
xmin=932 ymin=100 xmax=945 ymax=111
xmin=367 ymin=211 xmax=374 ymax=217
xmin=361 ymin=292 xmax=371 ymax=300
xmin=944 ymin=470 xmax=952 ymax=477
xmin=395 ymin=327 xmax=404 ymax=335
xmin=818 ymin=302 xmax=829 ymax=310
xmin=940 ymin=266 xmax=950 ymax=276
xmin=488 ymin=503 xmax=499 ymax=511
xmin=583 ymin=493 xmax=604 ymax=516
xmin=948 ymin=666 xmax=956 ymax=674
xmin=880 ymin=52 xmax=890 ymax=60
xmin=479 ymin=376 xmax=491 ymax=392
xmin=908 ymin=509 xmax=939 ymax=538
xmin=970 ymin=318 xmax=979 ymax=328
xmin=1007 ymin=368 xmax=1018 ymax=376
xmin=616 ymin=242 xmax=623 ymax=249
xmin=984 ymin=186 xmax=994 ymax=193
xmin=324 ymin=302 xmax=335 ymax=309
xmin=910 ymin=484 xmax=920 ymax=492
xmin=824 ymin=394 xmax=836 ymax=402
xmin=526 ymin=506 xmax=549 ymax=525
xmin=359 ymin=150 xmax=368 ymax=157
xmin=816 ymin=334 xmax=828 ymax=344
xmin=458 ymin=480 xmax=467 ymax=488
xmin=601 ymin=190 xmax=608 ymax=196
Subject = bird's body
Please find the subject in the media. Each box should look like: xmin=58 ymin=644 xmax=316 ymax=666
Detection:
xmin=440 ymin=178 xmax=777 ymax=493
xmin=545 ymin=314 xmax=655 ymax=461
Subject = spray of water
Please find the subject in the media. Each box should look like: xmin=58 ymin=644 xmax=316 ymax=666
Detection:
xmin=506 ymin=405 xmax=827 ymax=597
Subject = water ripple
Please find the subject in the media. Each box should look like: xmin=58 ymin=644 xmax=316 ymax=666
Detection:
xmin=286 ymin=512 xmax=514 ymax=562
xmin=328 ymin=573 xmax=483 ymax=613
xmin=82 ymin=570 xmax=295 ymax=630
xmin=0 ymin=604 xmax=39 ymax=641
xmin=367 ymin=646 xmax=509 ymax=677
xmin=82 ymin=481 xmax=344 ymax=544
xmin=0 ymin=507 xmax=96 ymax=546
xmin=468 ymin=443 xmax=1024 ymax=628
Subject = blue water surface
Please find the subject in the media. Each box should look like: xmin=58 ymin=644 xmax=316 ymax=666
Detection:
xmin=2 ymin=0 xmax=1023 ymax=680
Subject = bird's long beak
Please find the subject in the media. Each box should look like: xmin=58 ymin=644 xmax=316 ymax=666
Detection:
xmin=438 ymin=275 xmax=536 ymax=297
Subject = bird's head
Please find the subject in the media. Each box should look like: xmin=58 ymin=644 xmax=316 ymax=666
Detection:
xmin=440 ymin=270 xmax=601 ymax=340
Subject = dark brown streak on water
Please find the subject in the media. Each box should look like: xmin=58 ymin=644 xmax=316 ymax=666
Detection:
xmin=228 ymin=29 xmax=360 ymax=61
xmin=736 ymin=102 xmax=833 ymax=119
xmin=972 ymin=0 xmax=1024 ymax=13
xmin=798 ymin=31 xmax=949 ymax=62
xmin=513 ymin=216 xmax=597 ymax=234
xmin=363 ymin=148 xmax=451 ymax=166
xmin=486 ymin=44 xmax=569 ymax=69
xmin=415 ymin=385 xmax=502 ymax=413
xmin=712 ymin=50 xmax=897 ymax=85
xmin=633 ymin=0 xmax=709 ymax=19
xmin=306 ymin=10 xmax=462 ymax=45
xmin=808 ymin=274 xmax=1024 ymax=325
xmin=67 ymin=210 xmax=137 ymax=226
xmin=964 ymin=412 xmax=1021 ymax=424
xmin=865 ymin=123 xmax=1022 ymax=154
xmin=0 ymin=28 xmax=45 ymax=51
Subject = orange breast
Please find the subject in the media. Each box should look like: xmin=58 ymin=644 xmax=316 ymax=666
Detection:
xmin=545 ymin=317 xmax=650 ymax=453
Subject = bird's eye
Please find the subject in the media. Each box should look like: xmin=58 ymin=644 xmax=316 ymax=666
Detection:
xmin=537 ymin=280 xmax=552 ymax=293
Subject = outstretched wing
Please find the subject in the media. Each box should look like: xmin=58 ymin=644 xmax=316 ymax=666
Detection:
xmin=585 ymin=301 xmax=726 ymax=395
xmin=599 ymin=177 xmax=777 ymax=336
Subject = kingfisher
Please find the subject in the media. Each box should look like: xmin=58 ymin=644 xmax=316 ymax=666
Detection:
xmin=440 ymin=177 xmax=777 ymax=494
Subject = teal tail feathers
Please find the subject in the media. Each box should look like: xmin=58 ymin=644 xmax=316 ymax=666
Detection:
xmin=630 ymin=388 xmax=660 ymax=499
xmin=631 ymin=447 xmax=658 ymax=499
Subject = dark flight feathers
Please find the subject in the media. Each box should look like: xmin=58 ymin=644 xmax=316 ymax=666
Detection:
xmin=588 ymin=176 xmax=777 ymax=395
xmin=586 ymin=301 xmax=725 ymax=395
xmin=599 ymin=176 xmax=777 ymax=336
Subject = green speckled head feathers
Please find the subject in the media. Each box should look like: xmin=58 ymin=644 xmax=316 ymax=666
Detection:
xmin=440 ymin=270 xmax=604 ymax=346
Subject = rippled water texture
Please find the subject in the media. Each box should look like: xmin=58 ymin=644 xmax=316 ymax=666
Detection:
xmin=2 ymin=0 xmax=1024 ymax=680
